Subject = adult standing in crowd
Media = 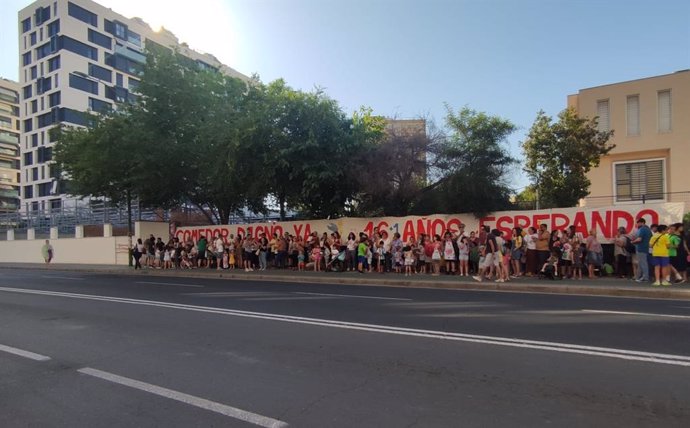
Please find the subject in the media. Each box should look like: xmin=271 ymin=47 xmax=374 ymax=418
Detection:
xmin=632 ymin=218 xmax=652 ymax=283
xmin=535 ymin=224 xmax=551 ymax=271
xmin=613 ymin=227 xmax=629 ymax=278
xmin=586 ymin=228 xmax=603 ymax=278
xmin=133 ymin=238 xmax=144 ymax=270
xmin=523 ymin=226 xmax=538 ymax=276
xmin=669 ymin=223 xmax=686 ymax=283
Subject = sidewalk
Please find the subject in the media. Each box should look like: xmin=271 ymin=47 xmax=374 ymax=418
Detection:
xmin=1 ymin=263 xmax=689 ymax=300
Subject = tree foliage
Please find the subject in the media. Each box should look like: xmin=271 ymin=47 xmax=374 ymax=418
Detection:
xmin=522 ymin=107 xmax=615 ymax=208
xmin=413 ymin=106 xmax=517 ymax=217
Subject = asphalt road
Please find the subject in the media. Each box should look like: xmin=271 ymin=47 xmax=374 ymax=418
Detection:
xmin=1 ymin=268 xmax=689 ymax=427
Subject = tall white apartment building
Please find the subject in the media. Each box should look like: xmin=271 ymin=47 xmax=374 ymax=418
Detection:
xmin=0 ymin=78 xmax=21 ymax=213
xmin=18 ymin=0 xmax=247 ymax=213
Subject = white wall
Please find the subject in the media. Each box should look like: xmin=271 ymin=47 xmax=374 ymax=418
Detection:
xmin=0 ymin=235 xmax=130 ymax=265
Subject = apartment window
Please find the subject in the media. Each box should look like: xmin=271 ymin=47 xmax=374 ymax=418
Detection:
xmin=24 ymin=152 xmax=33 ymax=166
xmin=32 ymin=168 xmax=39 ymax=181
xmin=34 ymin=7 xmax=50 ymax=26
xmin=31 ymin=100 xmax=38 ymax=114
xmin=59 ymin=108 xmax=88 ymax=126
xmin=67 ymin=1 xmax=97 ymax=26
xmin=88 ymin=63 xmax=112 ymax=82
xmin=88 ymin=97 xmax=112 ymax=113
xmin=614 ymin=159 xmax=664 ymax=202
xmin=22 ymin=18 xmax=31 ymax=33
xmin=24 ymin=185 xmax=33 ymax=199
xmin=36 ymin=39 xmax=56 ymax=60
xmin=23 ymin=85 xmax=32 ymax=99
xmin=48 ymin=91 xmax=61 ymax=107
xmin=658 ymin=90 xmax=671 ymax=133
xmin=22 ymin=52 xmax=32 ymax=66
xmin=30 ymin=32 xmax=37 ymax=46
xmin=23 ymin=119 xmax=33 ymax=133
xmin=128 ymin=77 xmax=140 ymax=92
xmin=37 ymin=146 xmax=52 ymax=162
xmin=47 ymin=19 xmax=60 ymax=37
xmin=69 ymin=74 xmax=98 ymax=95
xmin=596 ymin=99 xmax=610 ymax=132
xmin=116 ymin=73 xmax=123 ymax=87
xmin=36 ymin=77 xmax=52 ymax=95
xmin=38 ymin=182 xmax=52 ymax=197
xmin=88 ymin=29 xmax=112 ymax=49
xmin=626 ymin=95 xmax=639 ymax=137
xmin=30 ymin=66 xmax=37 ymax=79
xmin=48 ymin=55 xmax=60 ymax=71
xmin=60 ymin=36 xmax=98 ymax=60
xmin=32 ymin=133 xmax=38 ymax=147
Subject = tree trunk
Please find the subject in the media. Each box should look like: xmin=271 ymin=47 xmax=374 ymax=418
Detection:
xmin=279 ymin=192 xmax=286 ymax=221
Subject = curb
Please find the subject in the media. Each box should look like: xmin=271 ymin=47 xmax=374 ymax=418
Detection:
xmin=2 ymin=264 xmax=690 ymax=300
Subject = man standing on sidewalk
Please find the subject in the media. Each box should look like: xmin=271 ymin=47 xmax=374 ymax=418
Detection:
xmin=632 ymin=218 xmax=652 ymax=283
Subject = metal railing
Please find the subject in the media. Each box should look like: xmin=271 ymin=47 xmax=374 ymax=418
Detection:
xmin=0 ymin=198 xmax=168 ymax=239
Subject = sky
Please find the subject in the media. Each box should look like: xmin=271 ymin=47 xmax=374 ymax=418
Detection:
xmin=1 ymin=0 xmax=689 ymax=191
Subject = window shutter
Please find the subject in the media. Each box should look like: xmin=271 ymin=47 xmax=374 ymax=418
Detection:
xmin=597 ymin=99 xmax=610 ymax=132
xmin=626 ymin=95 xmax=639 ymax=136
xmin=615 ymin=160 xmax=664 ymax=202
xmin=658 ymin=90 xmax=671 ymax=132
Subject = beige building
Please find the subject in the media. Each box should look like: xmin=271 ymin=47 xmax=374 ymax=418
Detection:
xmin=568 ymin=70 xmax=690 ymax=207
xmin=0 ymin=78 xmax=21 ymax=212
xmin=18 ymin=0 xmax=247 ymax=213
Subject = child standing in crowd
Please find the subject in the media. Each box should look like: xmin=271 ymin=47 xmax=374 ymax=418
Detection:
xmin=572 ymin=243 xmax=585 ymax=280
xmin=222 ymin=249 xmax=229 ymax=270
xmin=561 ymin=241 xmax=573 ymax=278
xmin=163 ymin=247 xmax=172 ymax=269
xmin=443 ymin=232 xmax=457 ymax=275
xmin=180 ymin=249 xmax=192 ymax=269
xmin=297 ymin=245 xmax=305 ymax=271
xmin=312 ymin=244 xmax=322 ymax=272
xmin=404 ymin=245 xmax=414 ymax=276
xmin=458 ymin=236 xmax=469 ymax=276
xmin=228 ymin=247 xmax=235 ymax=270
xmin=357 ymin=236 xmax=368 ymax=274
xmin=376 ymin=241 xmax=385 ymax=273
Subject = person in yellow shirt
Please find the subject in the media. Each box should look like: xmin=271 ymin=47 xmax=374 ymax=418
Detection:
xmin=650 ymin=224 xmax=671 ymax=286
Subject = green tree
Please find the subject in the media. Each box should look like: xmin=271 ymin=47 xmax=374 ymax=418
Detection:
xmin=261 ymin=82 xmax=384 ymax=219
xmin=53 ymin=112 xmax=146 ymax=240
xmin=414 ymin=106 xmax=517 ymax=217
xmin=522 ymin=107 xmax=615 ymax=208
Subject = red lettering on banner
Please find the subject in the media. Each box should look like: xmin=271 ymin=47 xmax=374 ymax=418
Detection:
xmin=293 ymin=224 xmax=303 ymax=238
xmin=431 ymin=219 xmax=445 ymax=237
xmin=273 ymin=226 xmax=284 ymax=236
xmin=220 ymin=228 xmax=229 ymax=242
xmin=532 ymin=214 xmax=550 ymax=229
xmin=612 ymin=210 xmax=634 ymax=233
xmin=362 ymin=222 xmax=373 ymax=237
xmin=572 ymin=212 xmax=588 ymax=234
xmin=636 ymin=209 xmax=659 ymax=225
xmin=551 ymin=213 xmax=570 ymax=232
xmin=416 ymin=219 xmax=427 ymax=237
xmin=514 ymin=215 xmax=530 ymax=230
xmin=190 ymin=229 xmax=199 ymax=242
xmin=592 ymin=211 xmax=612 ymax=238
xmin=496 ymin=216 xmax=513 ymax=237
xmin=402 ymin=220 xmax=415 ymax=242
xmin=376 ymin=221 xmax=389 ymax=235
xmin=236 ymin=227 xmax=245 ymax=238
xmin=446 ymin=218 xmax=461 ymax=234
xmin=302 ymin=223 xmax=312 ymax=239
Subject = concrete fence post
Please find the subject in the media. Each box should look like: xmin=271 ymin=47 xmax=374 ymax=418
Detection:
xmin=75 ymin=225 xmax=84 ymax=239
xmin=7 ymin=229 xmax=15 ymax=241
xmin=50 ymin=227 xmax=58 ymax=240
xmin=103 ymin=223 xmax=113 ymax=237
xmin=27 ymin=228 xmax=35 ymax=240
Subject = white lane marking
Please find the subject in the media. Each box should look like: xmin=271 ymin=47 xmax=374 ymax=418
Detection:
xmin=42 ymin=275 xmax=84 ymax=281
xmin=78 ymin=367 xmax=288 ymax=428
xmin=292 ymin=291 xmax=411 ymax=301
xmin=581 ymin=309 xmax=690 ymax=320
xmin=136 ymin=281 xmax=204 ymax=288
xmin=1 ymin=286 xmax=690 ymax=367
xmin=0 ymin=343 xmax=51 ymax=361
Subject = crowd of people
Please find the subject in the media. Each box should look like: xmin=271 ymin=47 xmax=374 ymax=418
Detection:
xmin=131 ymin=218 xmax=690 ymax=285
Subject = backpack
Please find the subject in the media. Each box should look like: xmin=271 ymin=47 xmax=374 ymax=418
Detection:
xmin=624 ymin=236 xmax=636 ymax=254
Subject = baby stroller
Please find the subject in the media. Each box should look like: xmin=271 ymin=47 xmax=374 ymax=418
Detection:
xmin=539 ymin=262 xmax=559 ymax=280
xmin=326 ymin=249 xmax=346 ymax=272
